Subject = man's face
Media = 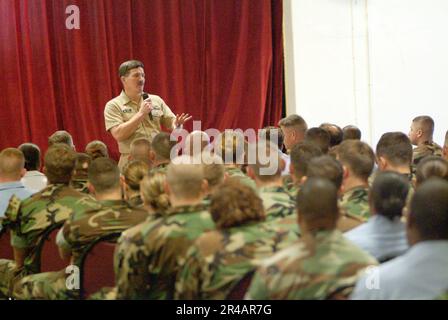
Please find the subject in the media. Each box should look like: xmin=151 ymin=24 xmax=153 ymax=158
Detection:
xmin=280 ymin=126 xmax=295 ymax=151
xmin=408 ymin=122 xmax=420 ymax=146
xmin=122 ymin=67 xmax=145 ymax=95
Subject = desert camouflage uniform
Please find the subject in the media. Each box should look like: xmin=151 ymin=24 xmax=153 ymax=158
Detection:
xmin=412 ymin=141 xmax=443 ymax=168
xmin=0 ymin=184 xmax=98 ymax=298
xmin=175 ymin=221 xmax=296 ymax=299
xmin=339 ymin=186 xmax=370 ymax=221
xmin=14 ymin=199 xmax=148 ymax=300
xmin=245 ymin=230 xmax=377 ymax=299
xmin=114 ymin=203 xmax=215 ymax=300
xmin=258 ymin=186 xmax=295 ymax=221
xmin=225 ymin=167 xmax=257 ymax=192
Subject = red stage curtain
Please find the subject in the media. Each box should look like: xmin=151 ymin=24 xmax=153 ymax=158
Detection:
xmin=0 ymin=0 xmax=284 ymax=160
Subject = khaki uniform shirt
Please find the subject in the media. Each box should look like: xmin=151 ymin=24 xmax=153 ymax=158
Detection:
xmin=104 ymin=90 xmax=176 ymax=155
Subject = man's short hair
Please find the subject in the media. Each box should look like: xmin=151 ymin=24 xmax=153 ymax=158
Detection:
xmin=88 ymin=157 xmax=121 ymax=193
xmin=248 ymin=142 xmax=283 ymax=182
xmin=214 ymin=131 xmax=245 ymax=164
xmin=413 ymin=115 xmax=435 ymax=138
xmin=130 ymin=138 xmax=152 ymax=164
xmin=376 ymin=132 xmax=413 ymax=167
xmin=44 ymin=144 xmax=77 ymax=184
xmin=74 ymin=153 xmax=92 ymax=177
xmin=336 ymin=140 xmax=375 ymax=180
xmin=416 ymin=156 xmax=448 ymax=186
xmin=304 ymin=127 xmax=331 ymax=154
xmin=85 ymin=140 xmax=109 ymax=160
xmin=152 ymin=132 xmax=176 ymax=161
xmin=201 ymin=152 xmax=225 ymax=188
xmin=306 ymin=155 xmax=344 ymax=190
xmin=319 ymin=123 xmax=343 ymax=147
xmin=18 ymin=143 xmax=41 ymax=171
xmin=410 ymin=178 xmax=448 ymax=240
xmin=122 ymin=160 xmax=149 ymax=191
xmin=210 ymin=178 xmax=265 ymax=229
xmin=278 ymin=114 xmax=308 ymax=133
xmin=48 ymin=130 xmax=74 ymax=148
xmin=119 ymin=60 xmax=144 ymax=78
xmin=167 ymin=155 xmax=204 ymax=199
xmin=259 ymin=126 xmax=284 ymax=150
xmin=0 ymin=148 xmax=25 ymax=179
xmin=343 ymin=125 xmax=361 ymax=141
xmin=371 ymin=171 xmax=409 ymax=220
xmin=297 ymin=177 xmax=339 ymax=225
xmin=290 ymin=142 xmax=323 ymax=179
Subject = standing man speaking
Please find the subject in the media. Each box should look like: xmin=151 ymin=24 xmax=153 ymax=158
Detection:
xmin=104 ymin=60 xmax=191 ymax=170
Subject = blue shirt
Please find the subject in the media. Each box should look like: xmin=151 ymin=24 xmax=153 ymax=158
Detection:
xmin=0 ymin=181 xmax=35 ymax=218
xmin=344 ymin=215 xmax=409 ymax=262
xmin=351 ymin=241 xmax=448 ymax=300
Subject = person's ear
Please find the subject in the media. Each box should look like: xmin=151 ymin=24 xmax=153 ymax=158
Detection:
xmin=20 ymin=168 xmax=27 ymax=178
xmin=149 ymin=150 xmax=156 ymax=162
xmin=377 ymin=156 xmax=387 ymax=170
xmin=223 ymin=171 xmax=230 ymax=181
xmin=342 ymin=165 xmax=350 ymax=180
xmin=416 ymin=129 xmax=423 ymax=139
xmin=300 ymin=176 xmax=307 ymax=185
xmin=163 ymin=180 xmax=171 ymax=196
xmin=120 ymin=76 xmax=126 ymax=85
xmin=201 ymin=179 xmax=209 ymax=194
xmin=87 ymin=182 xmax=95 ymax=195
xmin=246 ymin=166 xmax=256 ymax=180
xmin=279 ymin=158 xmax=286 ymax=172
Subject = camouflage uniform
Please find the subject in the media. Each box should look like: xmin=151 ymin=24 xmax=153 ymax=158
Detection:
xmin=225 ymin=167 xmax=257 ymax=192
xmin=412 ymin=141 xmax=443 ymax=168
xmin=14 ymin=199 xmax=149 ymax=300
xmin=339 ymin=186 xmax=370 ymax=221
xmin=150 ymin=162 xmax=169 ymax=174
xmin=245 ymin=230 xmax=378 ymax=299
xmin=127 ymin=195 xmax=143 ymax=208
xmin=0 ymin=184 xmax=98 ymax=298
xmin=259 ymin=186 xmax=295 ymax=220
xmin=175 ymin=221 xmax=296 ymax=300
xmin=337 ymin=210 xmax=365 ymax=232
xmin=115 ymin=203 xmax=215 ymax=299
xmin=70 ymin=178 xmax=89 ymax=194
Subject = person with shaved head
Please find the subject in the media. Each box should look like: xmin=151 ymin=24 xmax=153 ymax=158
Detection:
xmin=115 ymin=155 xmax=215 ymax=299
xmin=408 ymin=116 xmax=443 ymax=168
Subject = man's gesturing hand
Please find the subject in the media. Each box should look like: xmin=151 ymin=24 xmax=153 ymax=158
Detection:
xmin=175 ymin=113 xmax=192 ymax=128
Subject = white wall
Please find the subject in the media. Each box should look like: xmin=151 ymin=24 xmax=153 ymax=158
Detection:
xmin=284 ymin=0 xmax=448 ymax=148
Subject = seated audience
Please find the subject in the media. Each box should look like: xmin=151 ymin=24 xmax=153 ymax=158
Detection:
xmin=351 ymin=178 xmax=448 ymax=299
xmin=245 ymin=177 xmax=377 ymax=299
xmin=0 ymin=144 xmax=98 ymax=298
xmin=336 ymin=140 xmax=375 ymax=220
xmin=408 ymin=116 xmax=443 ymax=168
xmin=18 ymin=143 xmax=47 ymax=191
xmin=278 ymin=115 xmax=308 ymax=153
xmin=48 ymin=130 xmax=75 ymax=150
xmin=149 ymin=132 xmax=177 ymax=173
xmin=343 ymin=125 xmax=361 ymax=141
xmin=415 ymin=156 xmax=448 ymax=186
xmin=114 ymin=155 xmax=215 ymax=299
xmin=0 ymin=148 xmax=34 ymax=218
xmin=320 ymin=123 xmax=343 ymax=148
xmin=15 ymin=157 xmax=149 ymax=299
xmin=304 ymin=127 xmax=331 ymax=154
xmin=70 ymin=153 xmax=91 ymax=194
xmin=175 ymin=179 xmax=294 ymax=299
xmin=121 ymin=160 xmax=149 ymax=207
xmin=345 ymin=171 xmax=410 ymax=262
xmin=85 ymin=140 xmax=109 ymax=160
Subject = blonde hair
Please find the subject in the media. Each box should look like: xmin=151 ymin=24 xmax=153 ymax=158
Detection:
xmin=122 ymin=160 xmax=149 ymax=191
xmin=0 ymin=148 xmax=25 ymax=178
xmin=140 ymin=172 xmax=171 ymax=212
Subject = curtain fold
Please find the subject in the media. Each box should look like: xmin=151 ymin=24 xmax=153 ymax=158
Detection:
xmin=0 ymin=0 xmax=284 ymax=160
